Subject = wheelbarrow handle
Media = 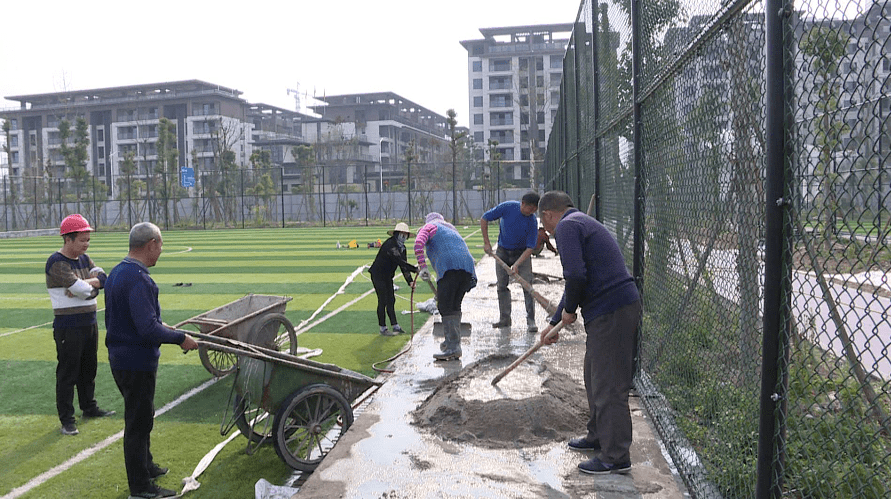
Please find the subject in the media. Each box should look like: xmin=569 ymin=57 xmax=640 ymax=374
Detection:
xmin=491 ymin=321 xmax=566 ymax=386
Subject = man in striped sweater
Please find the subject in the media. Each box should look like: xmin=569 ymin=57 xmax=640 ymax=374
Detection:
xmin=413 ymin=213 xmax=477 ymax=361
xmin=46 ymin=214 xmax=115 ymax=436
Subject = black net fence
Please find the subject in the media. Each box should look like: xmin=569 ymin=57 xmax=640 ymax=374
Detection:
xmin=545 ymin=0 xmax=891 ymax=497
xmin=0 ymin=160 xmax=542 ymax=232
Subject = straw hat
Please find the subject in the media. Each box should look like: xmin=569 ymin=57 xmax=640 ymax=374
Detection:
xmin=388 ymin=222 xmax=415 ymax=237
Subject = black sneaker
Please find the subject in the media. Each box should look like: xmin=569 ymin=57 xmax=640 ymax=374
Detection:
xmin=568 ymin=437 xmax=601 ymax=451
xmin=128 ymin=483 xmax=177 ymax=499
xmin=148 ymin=463 xmax=169 ymax=478
xmin=61 ymin=423 xmax=79 ymax=436
xmin=83 ymin=407 xmax=116 ymax=418
xmin=578 ymin=457 xmax=632 ymax=475
xmin=491 ymin=320 xmax=511 ymax=328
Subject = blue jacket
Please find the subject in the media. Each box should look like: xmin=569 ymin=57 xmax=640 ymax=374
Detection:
xmin=482 ymin=200 xmax=538 ymax=251
xmin=104 ymin=257 xmax=185 ymax=372
xmin=550 ymin=209 xmax=639 ymax=324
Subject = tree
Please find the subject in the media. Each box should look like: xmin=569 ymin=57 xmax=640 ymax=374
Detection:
xmin=403 ymin=140 xmax=418 ymax=224
xmin=2 ymin=120 xmax=17 ymax=228
xmin=155 ymin=117 xmax=180 ymax=225
xmin=292 ymin=144 xmax=317 ymax=220
xmin=800 ymin=26 xmax=850 ymax=251
xmin=58 ymin=117 xmax=91 ymax=213
xmin=447 ymin=109 xmax=466 ymax=224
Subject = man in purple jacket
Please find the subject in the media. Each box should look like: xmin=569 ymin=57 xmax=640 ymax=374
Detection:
xmin=538 ymin=191 xmax=641 ymax=476
xmin=105 ymin=222 xmax=198 ymax=499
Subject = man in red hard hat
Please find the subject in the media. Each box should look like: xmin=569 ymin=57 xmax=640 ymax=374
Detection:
xmin=46 ymin=214 xmax=115 ymax=436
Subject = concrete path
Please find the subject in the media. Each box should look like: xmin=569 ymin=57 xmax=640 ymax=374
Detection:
xmin=295 ymin=253 xmax=689 ymax=499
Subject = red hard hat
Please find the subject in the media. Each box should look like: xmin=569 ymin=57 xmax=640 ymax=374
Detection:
xmin=60 ymin=214 xmax=94 ymax=235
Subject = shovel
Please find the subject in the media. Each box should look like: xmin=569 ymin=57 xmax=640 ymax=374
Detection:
xmin=422 ymin=274 xmax=473 ymax=336
xmin=491 ymin=321 xmax=566 ymax=386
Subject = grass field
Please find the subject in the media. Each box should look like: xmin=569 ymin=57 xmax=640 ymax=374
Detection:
xmin=0 ymin=225 xmax=487 ymax=498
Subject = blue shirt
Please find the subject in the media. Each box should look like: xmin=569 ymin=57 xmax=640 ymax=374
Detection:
xmin=550 ymin=209 xmax=639 ymax=323
xmin=482 ymin=200 xmax=538 ymax=251
xmin=104 ymin=257 xmax=185 ymax=372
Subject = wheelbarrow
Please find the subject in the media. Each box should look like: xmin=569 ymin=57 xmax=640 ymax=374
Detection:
xmin=174 ymin=294 xmax=296 ymax=377
xmin=186 ymin=331 xmax=383 ymax=472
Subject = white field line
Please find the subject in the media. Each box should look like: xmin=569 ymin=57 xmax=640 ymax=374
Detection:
xmin=293 ymin=264 xmax=368 ymax=332
xmin=0 ymin=377 xmax=219 ymax=499
xmin=0 ymin=247 xmax=191 ymax=267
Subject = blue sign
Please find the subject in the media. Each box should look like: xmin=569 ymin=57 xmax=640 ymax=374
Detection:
xmin=180 ymin=166 xmax=195 ymax=188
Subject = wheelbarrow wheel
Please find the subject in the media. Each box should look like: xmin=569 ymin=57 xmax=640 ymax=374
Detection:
xmin=272 ymin=383 xmax=354 ymax=472
xmin=248 ymin=313 xmax=298 ymax=355
xmin=233 ymin=394 xmax=273 ymax=446
xmin=199 ymin=346 xmax=237 ymax=377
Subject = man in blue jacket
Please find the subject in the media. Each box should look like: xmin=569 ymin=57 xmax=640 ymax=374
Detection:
xmin=105 ymin=222 xmax=198 ymax=499
xmin=538 ymin=191 xmax=641 ymax=476
xmin=480 ymin=192 xmax=540 ymax=331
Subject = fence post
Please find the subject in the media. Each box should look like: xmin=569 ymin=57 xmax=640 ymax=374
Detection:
xmin=573 ymin=24 xmax=584 ymax=205
xmin=3 ymin=177 xmax=7 ymax=232
xmin=756 ymin=0 xmax=793 ymax=496
xmin=591 ymin=4 xmax=602 ymax=221
xmin=58 ymin=179 xmax=63 ymax=223
xmin=631 ymin=0 xmax=645 ymax=291
xmin=280 ymin=167 xmax=285 ymax=229
xmin=364 ymin=165 xmax=369 ymax=227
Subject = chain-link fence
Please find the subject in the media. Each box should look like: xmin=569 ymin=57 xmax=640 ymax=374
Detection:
xmin=545 ymin=0 xmax=891 ymax=497
xmin=0 ymin=160 xmax=542 ymax=233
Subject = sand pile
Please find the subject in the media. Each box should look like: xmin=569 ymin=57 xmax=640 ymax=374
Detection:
xmin=412 ymin=355 xmax=588 ymax=449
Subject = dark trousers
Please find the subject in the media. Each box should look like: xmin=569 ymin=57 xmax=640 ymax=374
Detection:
xmin=112 ymin=368 xmax=157 ymax=494
xmin=494 ymin=247 xmax=535 ymax=322
xmin=584 ymin=300 xmax=641 ymax=464
xmin=371 ymin=273 xmax=398 ymax=327
xmin=54 ymin=323 xmax=100 ymax=425
xmin=436 ymin=270 xmax=473 ymax=317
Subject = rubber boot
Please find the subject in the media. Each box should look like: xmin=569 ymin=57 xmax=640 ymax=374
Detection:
xmin=492 ymin=290 xmax=512 ymax=328
xmin=434 ymin=315 xmax=462 ymax=361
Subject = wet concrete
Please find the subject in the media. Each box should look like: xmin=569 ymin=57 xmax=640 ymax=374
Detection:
xmin=295 ymin=254 xmax=690 ymax=499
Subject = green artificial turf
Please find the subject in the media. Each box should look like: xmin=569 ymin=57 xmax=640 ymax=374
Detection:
xmin=0 ymin=225 xmax=488 ymax=498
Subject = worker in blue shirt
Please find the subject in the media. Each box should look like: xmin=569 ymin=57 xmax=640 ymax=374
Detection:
xmin=480 ymin=192 xmax=540 ymax=332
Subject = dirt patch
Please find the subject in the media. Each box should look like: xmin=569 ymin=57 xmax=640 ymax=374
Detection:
xmin=411 ymin=355 xmax=588 ymax=448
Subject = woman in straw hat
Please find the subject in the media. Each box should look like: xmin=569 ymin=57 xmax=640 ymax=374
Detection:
xmin=369 ymin=222 xmax=418 ymax=335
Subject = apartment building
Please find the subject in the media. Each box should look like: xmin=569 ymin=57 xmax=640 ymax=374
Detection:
xmin=1 ymin=80 xmax=254 ymax=197
xmin=461 ymin=23 xmax=573 ymax=186
xmin=309 ymin=92 xmax=451 ymax=191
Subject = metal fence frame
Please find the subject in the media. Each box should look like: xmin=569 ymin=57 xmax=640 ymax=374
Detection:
xmin=545 ymin=1 xmax=891 ymax=498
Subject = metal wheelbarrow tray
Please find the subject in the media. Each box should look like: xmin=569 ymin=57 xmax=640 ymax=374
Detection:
xmin=173 ymin=294 xmax=296 ymax=376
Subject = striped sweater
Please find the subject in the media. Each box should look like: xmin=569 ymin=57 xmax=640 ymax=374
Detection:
xmin=45 ymin=252 xmax=105 ymax=328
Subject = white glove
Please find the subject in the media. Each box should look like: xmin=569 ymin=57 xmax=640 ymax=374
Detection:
xmin=90 ymin=266 xmax=105 ymax=276
xmin=418 ymin=268 xmax=431 ymax=282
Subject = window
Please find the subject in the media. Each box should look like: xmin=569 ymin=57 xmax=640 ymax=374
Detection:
xmin=489 ymin=76 xmax=512 ymax=90
xmin=490 ymin=112 xmax=513 ymax=126
xmin=98 ymin=146 xmax=105 ymax=158
xmin=474 ymin=114 xmax=484 ymax=125
xmin=490 ymin=94 xmax=512 ymax=108
xmin=537 ymin=112 xmax=546 ymax=124
xmin=550 ymin=56 xmax=563 ymax=69
xmin=472 ymin=61 xmax=482 ymax=72
xmin=474 ymin=131 xmax=484 ymax=142
xmin=490 ymin=59 xmax=511 ymax=72
xmin=535 ymin=57 xmax=543 ymax=71
xmin=10 ymin=136 xmax=17 ymax=147
xmin=473 ymin=78 xmax=483 ymax=90
xmin=9 ymin=119 xmax=17 ymax=130
xmin=551 ymin=73 xmax=562 ymax=85
xmin=473 ymin=96 xmax=483 ymax=107
xmin=10 ymin=151 xmax=19 ymax=163
xmin=97 ymin=129 xmax=104 ymax=142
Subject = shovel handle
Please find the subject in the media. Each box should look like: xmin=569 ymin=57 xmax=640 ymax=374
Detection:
xmin=490 ymin=253 xmax=557 ymax=316
xmin=491 ymin=321 xmax=566 ymax=386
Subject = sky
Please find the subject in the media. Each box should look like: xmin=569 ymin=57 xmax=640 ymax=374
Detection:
xmin=0 ymin=0 xmax=583 ymax=128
